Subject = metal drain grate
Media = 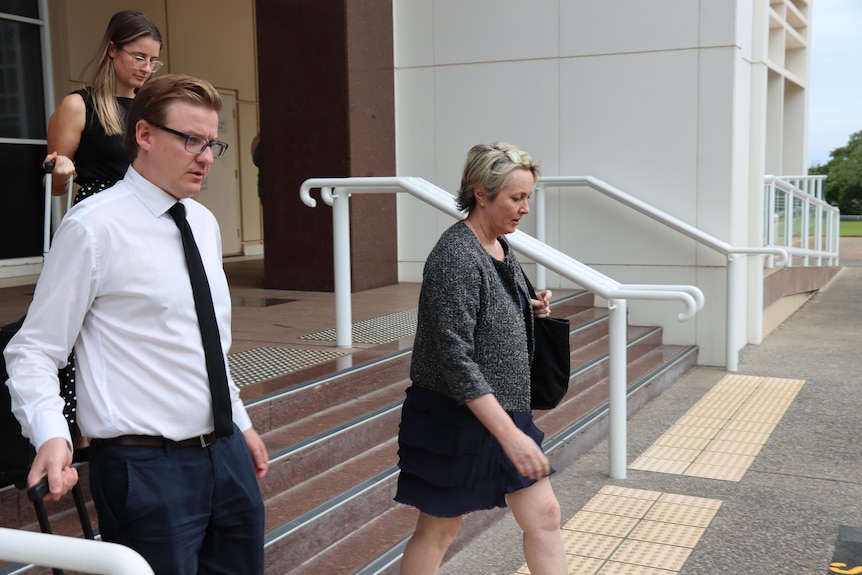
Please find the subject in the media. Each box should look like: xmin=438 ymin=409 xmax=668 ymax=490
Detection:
xmin=299 ymin=308 xmax=418 ymax=345
xmin=227 ymin=346 xmax=345 ymax=387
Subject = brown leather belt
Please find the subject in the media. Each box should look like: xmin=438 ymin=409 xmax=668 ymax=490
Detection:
xmin=92 ymin=432 xmax=217 ymax=449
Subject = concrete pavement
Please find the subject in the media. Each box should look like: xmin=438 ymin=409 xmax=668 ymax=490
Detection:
xmin=440 ymin=257 xmax=862 ymax=574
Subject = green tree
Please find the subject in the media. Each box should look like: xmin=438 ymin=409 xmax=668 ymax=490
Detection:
xmin=811 ymin=130 xmax=862 ymax=214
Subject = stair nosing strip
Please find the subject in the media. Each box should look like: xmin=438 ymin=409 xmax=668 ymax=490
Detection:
xmin=354 ymin=537 xmax=410 ymax=575
xmin=264 ymin=467 xmax=399 ymax=547
xmin=268 ymin=402 xmax=402 ymax=464
xmin=245 ymin=348 xmax=413 ymax=408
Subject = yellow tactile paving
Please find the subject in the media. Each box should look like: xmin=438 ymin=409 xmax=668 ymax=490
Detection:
xmin=564 ymin=511 xmax=640 ymax=538
xmin=628 ymin=520 xmax=705 ymax=547
xmin=514 ymin=486 xmax=721 ymax=575
xmin=511 ymin=375 xmax=803 ymax=575
xmin=582 ymin=494 xmax=655 ymax=519
xmin=628 ymin=374 xmax=805 ymax=481
xmin=610 ymin=539 xmax=692 ymax=571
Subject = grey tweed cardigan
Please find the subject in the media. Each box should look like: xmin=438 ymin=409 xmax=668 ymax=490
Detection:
xmin=409 ymin=221 xmax=535 ymax=412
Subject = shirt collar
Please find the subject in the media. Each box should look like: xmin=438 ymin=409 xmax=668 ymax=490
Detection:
xmin=124 ymin=165 xmax=184 ymax=218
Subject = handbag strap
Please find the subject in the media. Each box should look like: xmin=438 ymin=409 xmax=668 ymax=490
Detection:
xmin=521 ymin=268 xmax=538 ymax=301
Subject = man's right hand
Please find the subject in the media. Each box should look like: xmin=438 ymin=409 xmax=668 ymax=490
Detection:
xmin=27 ymin=437 xmax=78 ymax=502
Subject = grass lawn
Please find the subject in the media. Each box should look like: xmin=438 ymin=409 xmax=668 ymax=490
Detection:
xmin=841 ymin=220 xmax=862 ymax=237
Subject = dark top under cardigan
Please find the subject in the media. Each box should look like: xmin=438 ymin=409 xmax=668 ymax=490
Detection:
xmin=409 ymin=220 xmax=535 ymax=412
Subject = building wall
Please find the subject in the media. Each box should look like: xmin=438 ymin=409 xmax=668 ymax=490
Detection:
xmin=3 ymin=1 xmax=811 ymax=365
xmin=392 ymin=0 xmax=810 ymax=366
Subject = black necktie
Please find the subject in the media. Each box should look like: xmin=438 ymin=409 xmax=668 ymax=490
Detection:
xmin=168 ymin=202 xmax=233 ymax=437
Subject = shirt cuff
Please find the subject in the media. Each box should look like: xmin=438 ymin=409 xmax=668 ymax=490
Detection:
xmin=232 ymin=406 xmax=253 ymax=433
xmin=31 ymin=410 xmax=73 ymax=453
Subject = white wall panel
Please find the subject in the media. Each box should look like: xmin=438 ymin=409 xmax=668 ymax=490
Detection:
xmin=393 ymin=1 xmax=433 ymax=68
xmin=700 ymin=0 xmax=742 ymax=49
xmin=395 ymin=68 xmax=437 ymax=179
xmin=433 ymin=59 xmax=561 ymax=193
xmin=560 ymin=0 xmax=700 ymax=56
xmin=696 ymin=47 xmax=737 ymax=244
xmin=432 ymin=0 xmax=559 ymax=65
xmin=558 ymin=51 xmax=699 ymax=215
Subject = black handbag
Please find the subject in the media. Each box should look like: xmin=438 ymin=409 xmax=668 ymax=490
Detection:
xmin=522 ymin=271 xmax=571 ymax=410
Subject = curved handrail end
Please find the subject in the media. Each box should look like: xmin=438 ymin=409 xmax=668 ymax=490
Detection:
xmin=299 ymin=181 xmax=319 ymax=208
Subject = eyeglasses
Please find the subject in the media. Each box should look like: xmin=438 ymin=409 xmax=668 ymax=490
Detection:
xmin=122 ymin=48 xmax=164 ymax=73
xmin=148 ymin=122 xmax=229 ymax=159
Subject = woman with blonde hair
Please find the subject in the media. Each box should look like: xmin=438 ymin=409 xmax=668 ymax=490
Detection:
xmin=396 ymin=142 xmax=568 ymax=574
xmin=45 ymin=10 xmax=162 ymax=204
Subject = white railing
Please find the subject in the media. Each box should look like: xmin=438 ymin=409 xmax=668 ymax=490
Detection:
xmin=0 ymin=528 xmax=154 ymax=574
xmin=780 ymin=174 xmax=826 ymax=201
xmin=764 ymin=175 xmax=839 ymax=267
xmin=300 ymin=176 xmax=705 ymax=479
xmin=535 ymin=176 xmax=792 ymax=372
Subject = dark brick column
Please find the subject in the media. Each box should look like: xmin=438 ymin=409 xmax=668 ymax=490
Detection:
xmin=256 ymin=0 xmax=397 ymax=291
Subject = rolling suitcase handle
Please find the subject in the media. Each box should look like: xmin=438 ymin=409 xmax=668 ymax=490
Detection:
xmin=27 ymin=472 xmax=96 ymax=575
xmin=28 ymin=473 xmax=95 ymax=540
xmin=43 ymin=161 xmax=55 ymax=260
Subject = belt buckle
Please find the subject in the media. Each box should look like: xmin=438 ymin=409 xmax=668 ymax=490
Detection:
xmin=199 ymin=434 xmax=214 ymax=448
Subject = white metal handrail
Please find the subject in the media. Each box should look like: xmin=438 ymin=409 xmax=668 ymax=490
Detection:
xmin=0 ymin=528 xmax=154 ymax=574
xmin=764 ymin=175 xmax=839 ymax=267
xmin=300 ymin=176 xmax=705 ymax=479
xmin=536 ymin=176 xmax=794 ymax=372
xmin=780 ymin=174 xmax=826 ymax=201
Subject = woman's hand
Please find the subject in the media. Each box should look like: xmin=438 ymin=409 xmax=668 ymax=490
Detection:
xmin=531 ymin=289 xmax=553 ymax=318
xmin=466 ymin=394 xmax=551 ymax=481
xmin=497 ymin=428 xmax=551 ymax=481
xmin=43 ymin=152 xmax=76 ymax=195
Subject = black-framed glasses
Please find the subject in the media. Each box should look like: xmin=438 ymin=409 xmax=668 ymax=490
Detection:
xmin=122 ymin=48 xmax=163 ymax=73
xmin=148 ymin=122 xmax=228 ymax=159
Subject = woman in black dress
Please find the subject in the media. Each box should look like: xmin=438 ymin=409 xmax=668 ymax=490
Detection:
xmin=396 ymin=142 xmax=568 ymax=574
xmin=45 ymin=10 xmax=162 ymax=205
xmin=41 ymin=10 xmax=162 ymax=438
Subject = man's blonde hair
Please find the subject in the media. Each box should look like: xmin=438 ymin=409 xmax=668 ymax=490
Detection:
xmin=124 ymin=74 xmax=222 ymax=160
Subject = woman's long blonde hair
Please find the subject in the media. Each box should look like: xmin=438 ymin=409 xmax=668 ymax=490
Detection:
xmin=81 ymin=10 xmax=162 ymax=136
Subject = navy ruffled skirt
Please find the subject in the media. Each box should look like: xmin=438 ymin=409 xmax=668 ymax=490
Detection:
xmin=395 ymin=385 xmax=553 ymax=518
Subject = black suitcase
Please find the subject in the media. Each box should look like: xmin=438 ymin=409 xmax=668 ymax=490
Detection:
xmin=1 ymin=162 xmax=94 ymax=575
xmin=1 ymin=317 xmax=94 ymax=575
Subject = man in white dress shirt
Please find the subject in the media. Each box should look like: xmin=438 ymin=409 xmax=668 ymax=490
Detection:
xmin=5 ymin=74 xmax=268 ymax=575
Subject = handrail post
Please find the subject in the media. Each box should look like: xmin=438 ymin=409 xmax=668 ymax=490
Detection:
xmin=765 ymin=180 xmax=776 ymax=266
xmin=784 ymin=189 xmax=793 ymax=254
xmin=535 ymin=184 xmax=547 ymax=289
xmin=726 ymin=254 xmax=740 ymax=372
xmin=332 ymin=187 xmax=353 ymax=347
xmin=802 ymin=197 xmax=810 ymax=266
xmin=608 ymin=298 xmax=627 ymax=479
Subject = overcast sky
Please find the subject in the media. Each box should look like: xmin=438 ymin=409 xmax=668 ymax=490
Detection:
xmin=807 ymin=0 xmax=862 ymax=167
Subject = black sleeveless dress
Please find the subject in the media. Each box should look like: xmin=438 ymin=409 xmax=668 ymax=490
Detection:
xmin=71 ymin=88 xmax=132 ymax=204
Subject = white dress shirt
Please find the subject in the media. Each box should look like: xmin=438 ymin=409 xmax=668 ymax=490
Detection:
xmin=4 ymin=166 xmax=252 ymax=451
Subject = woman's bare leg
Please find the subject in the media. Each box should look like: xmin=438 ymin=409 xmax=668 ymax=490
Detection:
xmin=399 ymin=512 xmax=464 ymax=575
xmin=506 ymin=478 xmax=568 ymax=574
